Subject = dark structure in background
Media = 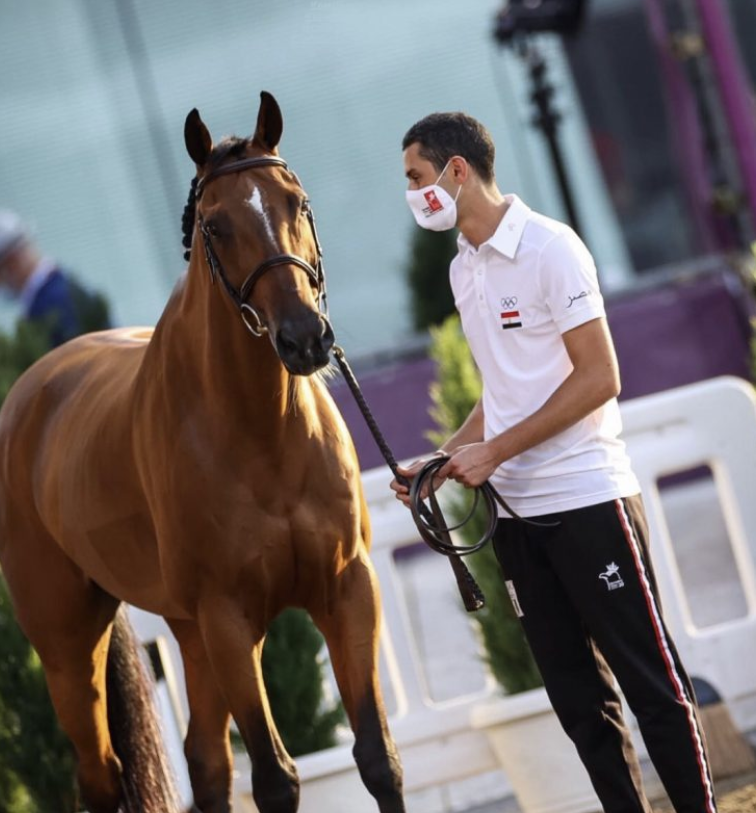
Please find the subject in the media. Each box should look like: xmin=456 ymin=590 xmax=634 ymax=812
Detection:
xmin=492 ymin=0 xmax=587 ymax=235
xmin=491 ymin=0 xmax=756 ymax=270
xmin=493 ymin=0 xmax=585 ymax=40
xmin=565 ymin=0 xmax=756 ymax=268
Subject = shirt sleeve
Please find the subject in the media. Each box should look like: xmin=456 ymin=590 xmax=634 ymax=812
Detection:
xmin=538 ymin=230 xmax=606 ymax=334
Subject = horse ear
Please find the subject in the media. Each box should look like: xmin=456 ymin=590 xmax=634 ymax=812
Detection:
xmin=184 ymin=108 xmax=213 ymax=167
xmin=253 ymin=91 xmax=283 ymax=152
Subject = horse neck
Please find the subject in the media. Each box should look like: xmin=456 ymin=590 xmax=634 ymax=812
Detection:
xmin=145 ymin=257 xmax=298 ymax=428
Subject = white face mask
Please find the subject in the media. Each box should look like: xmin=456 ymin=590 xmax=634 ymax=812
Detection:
xmin=405 ymin=159 xmax=462 ymax=231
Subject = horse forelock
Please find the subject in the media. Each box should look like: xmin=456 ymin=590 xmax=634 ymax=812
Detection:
xmin=208 ymin=136 xmax=251 ymax=170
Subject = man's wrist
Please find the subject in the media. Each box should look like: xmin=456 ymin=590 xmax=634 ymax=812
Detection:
xmin=487 ymin=433 xmax=512 ymax=466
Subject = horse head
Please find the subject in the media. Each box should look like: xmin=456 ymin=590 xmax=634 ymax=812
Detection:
xmin=184 ymin=91 xmax=334 ymax=376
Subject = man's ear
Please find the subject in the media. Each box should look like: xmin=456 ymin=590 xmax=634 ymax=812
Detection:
xmin=450 ymin=156 xmax=470 ymax=183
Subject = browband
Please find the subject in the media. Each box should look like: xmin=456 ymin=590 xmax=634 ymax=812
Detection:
xmin=196 ymin=156 xmax=289 ymax=199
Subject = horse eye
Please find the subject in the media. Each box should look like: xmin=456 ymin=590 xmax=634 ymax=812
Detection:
xmin=300 ymin=198 xmax=311 ymax=215
xmin=205 ymin=222 xmax=220 ymax=238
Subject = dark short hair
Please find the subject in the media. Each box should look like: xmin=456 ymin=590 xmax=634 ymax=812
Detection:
xmin=402 ymin=112 xmax=496 ymax=184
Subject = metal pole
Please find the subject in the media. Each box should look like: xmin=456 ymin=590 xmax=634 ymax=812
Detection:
xmin=519 ymin=39 xmax=583 ymax=236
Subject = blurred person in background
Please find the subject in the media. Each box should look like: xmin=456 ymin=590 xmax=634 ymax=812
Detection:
xmin=0 ymin=209 xmax=111 ymax=348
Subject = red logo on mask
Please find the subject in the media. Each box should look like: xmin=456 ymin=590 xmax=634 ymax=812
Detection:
xmin=424 ymin=190 xmax=444 ymax=212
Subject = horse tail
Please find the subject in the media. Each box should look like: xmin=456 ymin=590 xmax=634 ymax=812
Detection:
xmin=106 ymin=605 xmax=182 ymax=813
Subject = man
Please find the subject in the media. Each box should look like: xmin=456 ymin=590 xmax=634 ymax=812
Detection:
xmin=0 ymin=209 xmax=110 ymax=347
xmin=391 ymin=112 xmax=717 ymax=813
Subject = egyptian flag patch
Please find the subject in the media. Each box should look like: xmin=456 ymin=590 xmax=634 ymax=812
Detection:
xmin=501 ymin=310 xmax=522 ymax=330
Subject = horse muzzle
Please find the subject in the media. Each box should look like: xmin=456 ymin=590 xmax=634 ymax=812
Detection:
xmin=275 ymin=314 xmax=334 ymax=375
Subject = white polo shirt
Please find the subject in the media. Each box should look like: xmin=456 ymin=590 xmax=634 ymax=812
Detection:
xmin=449 ymin=194 xmax=639 ymax=517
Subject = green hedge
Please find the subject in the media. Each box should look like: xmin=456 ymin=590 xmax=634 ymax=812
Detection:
xmin=263 ymin=609 xmax=345 ymax=756
xmin=405 ymin=226 xmax=458 ymax=331
xmin=0 ymin=576 xmax=79 ymax=812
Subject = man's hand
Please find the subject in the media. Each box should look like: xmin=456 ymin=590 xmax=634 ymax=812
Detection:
xmin=390 ymin=450 xmax=447 ymax=507
xmin=437 ymin=441 xmax=500 ymax=488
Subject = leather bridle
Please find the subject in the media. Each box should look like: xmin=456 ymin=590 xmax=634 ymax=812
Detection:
xmin=194 ymin=155 xmax=328 ymax=337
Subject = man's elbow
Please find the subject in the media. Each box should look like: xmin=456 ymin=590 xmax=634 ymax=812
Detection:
xmin=592 ymin=366 xmax=621 ymax=404
xmin=602 ymin=368 xmax=621 ymax=402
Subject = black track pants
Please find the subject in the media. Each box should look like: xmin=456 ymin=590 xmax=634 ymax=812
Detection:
xmin=492 ymin=495 xmax=717 ymax=813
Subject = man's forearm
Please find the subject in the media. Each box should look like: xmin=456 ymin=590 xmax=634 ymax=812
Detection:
xmin=489 ymin=364 xmax=617 ymax=465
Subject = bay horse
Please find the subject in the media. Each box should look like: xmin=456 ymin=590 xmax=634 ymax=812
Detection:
xmin=0 ymin=91 xmax=405 ymax=813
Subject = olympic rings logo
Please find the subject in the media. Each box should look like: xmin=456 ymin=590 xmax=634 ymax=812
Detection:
xmin=500 ymin=296 xmax=518 ymax=309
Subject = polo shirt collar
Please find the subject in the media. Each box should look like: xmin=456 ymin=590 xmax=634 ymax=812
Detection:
xmin=457 ymin=194 xmax=530 ymax=260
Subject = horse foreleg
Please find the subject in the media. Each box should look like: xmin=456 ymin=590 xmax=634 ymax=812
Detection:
xmin=312 ymin=553 xmax=405 ymax=813
xmin=197 ymin=600 xmax=299 ymax=813
xmin=168 ymin=618 xmax=233 ymax=813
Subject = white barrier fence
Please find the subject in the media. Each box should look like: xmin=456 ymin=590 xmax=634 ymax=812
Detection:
xmin=132 ymin=376 xmax=756 ymax=812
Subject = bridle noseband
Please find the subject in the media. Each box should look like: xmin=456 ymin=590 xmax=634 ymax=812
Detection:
xmin=194 ymin=156 xmax=328 ymax=337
